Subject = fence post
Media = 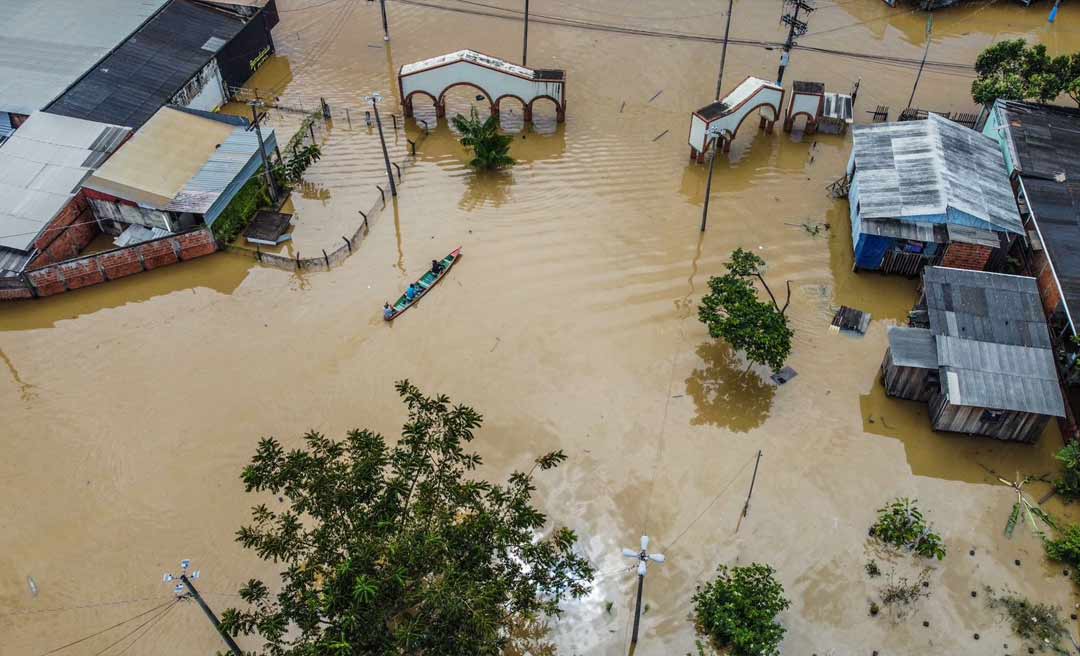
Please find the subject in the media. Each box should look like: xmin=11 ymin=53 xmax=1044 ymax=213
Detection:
xmin=393 ymin=162 xmax=402 ymax=182
xmin=309 ymin=122 xmax=316 ymax=144
xmin=376 ymin=185 xmax=385 ymax=204
xmin=322 ymin=249 xmax=329 ymax=267
xmin=342 ymin=236 xmax=352 ymax=253
xmin=256 ymin=245 xmax=262 ymax=262
xmin=408 ymin=139 xmax=416 ymax=155
xmin=358 ymin=209 xmax=367 ymax=221
xmin=391 ymin=114 xmax=398 ymax=130
xmin=295 ymin=251 xmax=301 ymax=269
xmin=345 ymin=107 xmax=352 ymax=129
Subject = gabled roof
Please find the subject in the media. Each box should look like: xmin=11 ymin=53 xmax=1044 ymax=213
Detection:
xmin=937 ymin=335 xmax=1064 ymax=417
xmin=851 ymin=113 xmax=1022 ymax=235
xmin=0 ymin=0 xmax=169 ymax=116
xmin=0 ymin=112 xmax=130 ymax=252
xmin=45 ymin=0 xmax=245 ymax=130
xmin=887 ymin=326 xmax=938 ymax=369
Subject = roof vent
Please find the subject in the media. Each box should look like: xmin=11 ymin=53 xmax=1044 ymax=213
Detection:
xmin=202 ymin=37 xmax=227 ymax=53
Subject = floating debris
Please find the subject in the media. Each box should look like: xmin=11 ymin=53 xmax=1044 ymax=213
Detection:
xmin=771 ymin=367 xmax=798 ymax=385
xmin=831 ymin=306 xmax=871 ymax=335
xmin=647 ymin=89 xmax=663 ymax=103
xmin=619 ymin=101 xmax=625 ymax=113
xmin=652 ymin=129 xmax=669 ymax=142
xmin=27 ymin=576 xmax=37 ymax=597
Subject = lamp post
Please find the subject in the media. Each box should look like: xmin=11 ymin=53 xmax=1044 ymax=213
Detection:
xmin=163 ymin=560 xmax=242 ymax=656
xmin=621 ymin=535 xmax=666 ymax=645
xmin=366 ymin=92 xmax=397 ymax=197
xmin=700 ymin=126 xmax=724 ymax=232
xmin=248 ymin=99 xmax=279 ymax=203
xmin=522 ymin=0 xmax=530 ymax=66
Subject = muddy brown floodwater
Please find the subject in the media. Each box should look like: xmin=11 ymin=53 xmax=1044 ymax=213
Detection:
xmin=4 ymin=1 xmax=1080 ymax=654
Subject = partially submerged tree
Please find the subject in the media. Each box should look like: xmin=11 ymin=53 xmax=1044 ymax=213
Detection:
xmin=869 ymin=498 xmax=946 ymax=560
xmin=970 ymin=39 xmax=1069 ymax=106
xmin=698 ymin=248 xmax=793 ymax=372
xmin=692 ymin=563 xmax=790 ymax=656
xmin=452 ymin=107 xmax=515 ymax=171
xmin=221 ymin=380 xmax=593 ymax=655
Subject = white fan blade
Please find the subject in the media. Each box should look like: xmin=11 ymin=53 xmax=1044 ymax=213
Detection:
xmin=180 ymin=560 xmax=191 ymax=570
xmin=649 ymin=553 xmax=666 ymax=564
xmin=163 ymin=573 xmax=173 ymax=583
xmin=640 ymin=535 xmax=649 ymax=551
xmin=622 ymin=548 xmax=639 ymax=558
xmin=191 ymin=570 xmax=200 ymax=580
xmin=637 ymin=562 xmax=648 ymax=576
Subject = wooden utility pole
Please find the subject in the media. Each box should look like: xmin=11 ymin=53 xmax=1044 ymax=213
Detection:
xmin=715 ymin=0 xmax=735 ymax=101
xmin=182 ymin=574 xmax=242 ymax=656
xmin=907 ymin=15 xmax=933 ymax=110
xmin=621 ymin=536 xmax=666 ymax=646
xmin=522 ymin=0 xmax=530 ymax=66
xmin=249 ymin=100 xmax=279 ymax=203
xmin=777 ymin=0 xmax=814 ymax=85
xmin=700 ymin=138 xmax=719 ymax=232
xmin=368 ymin=93 xmax=398 ymax=197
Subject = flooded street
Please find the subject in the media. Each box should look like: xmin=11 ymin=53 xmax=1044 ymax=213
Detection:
xmin=4 ymin=1 xmax=1080 ymax=654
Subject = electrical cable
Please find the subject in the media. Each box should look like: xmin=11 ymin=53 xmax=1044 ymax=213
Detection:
xmin=0 ymin=595 xmax=165 ymax=618
xmin=34 ymin=599 xmax=174 ymax=656
xmin=90 ymin=599 xmax=180 ymax=656
xmin=278 ymin=0 xmax=347 ymax=13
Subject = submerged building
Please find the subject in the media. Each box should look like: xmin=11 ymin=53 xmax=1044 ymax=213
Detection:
xmin=847 ymin=113 xmax=1023 ymax=275
xmin=881 ymin=266 xmax=1065 ymax=443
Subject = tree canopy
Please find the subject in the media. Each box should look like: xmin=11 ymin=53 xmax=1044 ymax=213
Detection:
xmin=692 ymin=563 xmax=790 ymax=656
xmin=221 ymin=380 xmax=593 ymax=655
xmin=971 ymin=39 xmax=1079 ymax=107
xmin=698 ymin=248 xmax=793 ymax=372
xmin=451 ymin=107 xmax=515 ymax=171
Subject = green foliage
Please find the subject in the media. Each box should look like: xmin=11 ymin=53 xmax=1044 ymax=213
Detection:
xmin=692 ymin=563 xmax=790 ymax=656
xmin=698 ymin=248 xmax=794 ymax=372
xmin=1053 ymin=442 xmax=1080 ymax=500
xmin=451 ymin=107 xmax=515 ymax=170
xmin=221 ymin=381 xmax=594 ymax=656
xmin=273 ymin=143 xmax=322 ymax=185
xmin=985 ymin=587 xmax=1070 ymax=653
xmin=1044 ymin=523 xmax=1080 ymax=584
xmin=864 ymin=560 xmax=881 ymax=578
xmin=211 ymin=174 xmax=270 ymax=244
xmin=869 ymin=498 xmax=946 ymax=560
xmin=971 ymin=39 xmax=1078 ymax=106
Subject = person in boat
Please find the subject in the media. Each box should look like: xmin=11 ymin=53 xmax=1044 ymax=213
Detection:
xmin=431 ymin=258 xmax=444 ymax=275
xmin=405 ymin=284 xmax=418 ymax=302
xmin=383 ymin=302 xmax=394 ymax=320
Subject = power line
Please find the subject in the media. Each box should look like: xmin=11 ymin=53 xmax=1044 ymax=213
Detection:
xmin=0 ymin=595 xmax=166 ymax=618
xmin=35 ymin=600 xmax=174 ymax=656
xmin=90 ymin=600 xmax=180 ymax=656
xmin=278 ymin=0 xmax=348 ymax=13
xmin=111 ymin=602 xmax=177 ymax=656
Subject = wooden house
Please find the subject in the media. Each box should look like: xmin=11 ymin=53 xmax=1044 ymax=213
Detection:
xmin=847 ymin=113 xmax=1023 ymax=275
xmin=881 ymin=266 xmax=1065 ymax=443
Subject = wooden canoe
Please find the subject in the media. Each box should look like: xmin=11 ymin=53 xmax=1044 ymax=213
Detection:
xmin=384 ymin=247 xmax=462 ymax=321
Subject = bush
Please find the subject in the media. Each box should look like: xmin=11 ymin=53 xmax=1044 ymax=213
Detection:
xmin=211 ymin=175 xmax=270 ymax=244
xmin=692 ymin=563 xmax=790 ymax=656
xmin=1044 ymin=523 xmax=1080 ymax=584
xmin=1053 ymin=442 xmax=1080 ymax=500
xmin=869 ymin=498 xmax=946 ymax=560
xmin=986 ymin=587 xmax=1068 ymax=653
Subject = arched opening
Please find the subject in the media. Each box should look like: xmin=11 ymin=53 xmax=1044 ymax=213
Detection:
xmin=785 ymin=111 xmax=815 ymax=136
xmin=494 ymin=95 xmax=526 ymax=133
xmin=404 ymin=90 xmax=438 ymax=127
xmin=726 ymin=102 xmax=779 ymax=145
xmin=528 ymin=96 xmax=563 ymax=134
xmin=440 ymin=83 xmax=493 ymax=133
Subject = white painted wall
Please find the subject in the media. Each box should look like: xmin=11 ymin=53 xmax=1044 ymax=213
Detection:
xmin=687 ymin=81 xmax=783 ymax=151
xmin=791 ymin=92 xmax=821 ymax=120
xmin=402 ymin=60 xmax=563 ymax=106
xmin=172 ymin=59 xmax=226 ymax=113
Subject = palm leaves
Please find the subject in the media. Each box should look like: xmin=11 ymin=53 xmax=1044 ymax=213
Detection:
xmin=997 ymin=472 xmax=1057 ymax=539
xmin=451 ymin=107 xmax=515 ymax=171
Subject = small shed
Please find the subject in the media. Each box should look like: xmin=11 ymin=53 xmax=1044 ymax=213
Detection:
xmin=847 ymin=113 xmax=1023 ymax=275
xmin=784 ymin=81 xmax=854 ymax=135
xmin=880 ymin=266 xmax=1065 ymax=443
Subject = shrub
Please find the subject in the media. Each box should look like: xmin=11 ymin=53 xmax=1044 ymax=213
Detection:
xmin=211 ymin=175 xmax=270 ymax=245
xmin=692 ymin=563 xmax=790 ymax=656
xmin=1044 ymin=523 xmax=1080 ymax=584
xmin=869 ymin=498 xmax=946 ymax=560
xmin=986 ymin=587 xmax=1068 ymax=653
xmin=1053 ymin=442 xmax=1080 ymax=500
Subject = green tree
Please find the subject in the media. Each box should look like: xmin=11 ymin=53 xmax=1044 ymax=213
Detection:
xmin=221 ymin=380 xmax=593 ymax=655
xmin=869 ymin=497 xmax=946 ymax=560
xmin=698 ymin=248 xmax=793 ymax=372
xmin=971 ymin=39 xmax=1064 ymax=106
xmin=692 ymin=563 xmax=790 ymax=656
xmin=1053 ymin=441 xmax=1080 ymax=500
xmin=451 ymin=107 xmax=515 ymax=170
xmin=1061 ymin=53 xmax=1080 ymax=107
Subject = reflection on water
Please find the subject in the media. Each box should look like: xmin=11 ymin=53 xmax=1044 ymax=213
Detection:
xmin=460 ymin=170 xmax=513 ymax=211
xmin=686 ymin=342 xmax=775 ymax=432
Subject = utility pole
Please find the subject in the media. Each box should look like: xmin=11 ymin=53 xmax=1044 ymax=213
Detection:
xmin=249 ymin=99 xmax=279 ymax=203
xmin=164 ymin=560 xmax=242 ymax=656
xmin=700 ymin=127 xmax=722 ymax=232
xmin=379 ymin=0 xmax=390 ymax=41
xmin=907 ymin=14 xmax=933 ymax=110
xmin=621 ymin=535 xmax=666 ymax=645
xmin=522 ymin=0 xmax=530 ymax=66
xmin=715 ymin=0 xmax=735 ymax=101
xmin=367 ymin=92 xmax=398 ymax=197
xmin=777 ymin=0 xmax=814 ymax=86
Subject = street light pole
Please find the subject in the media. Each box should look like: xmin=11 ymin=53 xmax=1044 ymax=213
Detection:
xmin=621 ymin=535 xmax=666 ymax=645
xmin=522 ymin=0 xmax=530 ymax=66
xmin=715 ymin=0 xmax=734 ymax=101
xmin=368 ymin=93 xmax=398 ymax=197
xmin=379 ymin=0 xmax=390 ymax=41
xmin=907 ymin=15 xmax=933 ymax=110
xmin=700 ymin=130 xmax=722 ymax=232
xmin=249 ymin=100 xmax=279 ymax=203
xmin=164 ymin=560 xmax=242 ymax=656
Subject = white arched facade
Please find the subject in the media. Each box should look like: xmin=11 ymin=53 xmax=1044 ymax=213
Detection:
xmin=687 ymin=76 xmax=783 ymax=161
xmin=398 ymin=50 xmax=566 ymax=123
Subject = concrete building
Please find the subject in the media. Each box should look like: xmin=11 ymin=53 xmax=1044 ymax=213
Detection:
xmin=83 ymin=106 xmax=275 ymax=236
xmin=847 ymin=113 xmax=1024 ymax=275
xmin=0 ymin=112 xmax=130 ymax=276
xmin=881 ymin=266 xmax=1065 ymax=443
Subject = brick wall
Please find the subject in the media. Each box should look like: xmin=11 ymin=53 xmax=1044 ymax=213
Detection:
xmin=1032 ymin=249 xmax=1063 ymax=318
xmin=940 ymin=242 xmax=993 ymax=271
xmin=29 ymin=192 xmax=100 ymax=267
xmin=6 ymin=228 xmax=218 ymax=301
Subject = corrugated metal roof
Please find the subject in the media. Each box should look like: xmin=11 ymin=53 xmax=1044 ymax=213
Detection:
xmin=938 ymin=335 xmax=1064 ymax=416
xmin=0 ymin=246 xmax=31 ymax=274
xmin=923 ymin=266 xmax=1051 ymax=349
xmin=167 ymin=127 xmax=269 ymax=214
xmin=0 ymin=0 xmax=169 ymax=115
xmin=0 ymin=112 xmax=130 ymax=252
xmin=887 ymin=326 xmax=939 ymax=368
xmin=46 ymin=0 xmax=245 ymax=130
xmin=852 ymin=113 xmax=1022 ymax=235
